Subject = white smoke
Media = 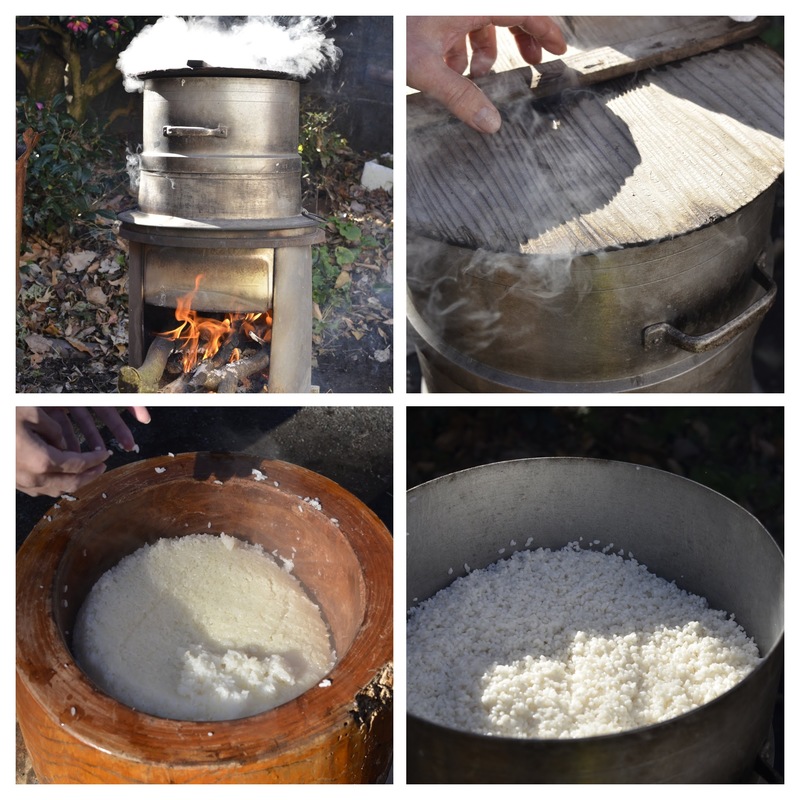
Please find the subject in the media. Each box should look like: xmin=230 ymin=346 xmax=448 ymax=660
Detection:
xmin=408 ymin=236 xmax=593 ymax=363
xmin=117 ymin=16 xmax=341 ymax=92
xmin=125 ymin=144 xmax=141 ymax=192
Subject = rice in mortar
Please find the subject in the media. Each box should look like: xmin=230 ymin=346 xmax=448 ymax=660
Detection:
xmin=407 ymin=543 xmax=761 ymax=739
xmin=73 ymin=533 xmax=335 ymax=721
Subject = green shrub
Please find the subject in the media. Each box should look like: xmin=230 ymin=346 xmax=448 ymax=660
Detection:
xmin=312 ymin=216 xmax=382 ymax=307
xmin=17 ymin=93 xmax=121 ymax=240
xmin=299 ymin=104 xmax=350 ymax=176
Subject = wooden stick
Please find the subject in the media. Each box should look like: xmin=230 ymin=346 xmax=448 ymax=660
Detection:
xmin=155 ymin=344 xmax=270 ymax=393
xmin=118 ymin=336 xmax=175 ymax=393
xmin=159 ymin=373 xmax=192 ymax=393
xmin=203 ymin=347 xmax=270 ymax=393
xmin=527 ymin=17 xmax=769 ymax=98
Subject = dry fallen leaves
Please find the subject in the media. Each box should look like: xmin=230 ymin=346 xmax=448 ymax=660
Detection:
xmin=18 ymin=151 xmax=393 ymax=393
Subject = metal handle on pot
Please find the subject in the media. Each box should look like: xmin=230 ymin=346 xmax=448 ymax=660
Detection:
xmin=162 ymin=125 xmax=228 ymax=138
xmin=642 ymin=256 xmax=776 ymax=354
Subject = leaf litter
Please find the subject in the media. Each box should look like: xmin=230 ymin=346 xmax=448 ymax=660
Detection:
xmin=17 ymin=149 xmax=393 ymax=394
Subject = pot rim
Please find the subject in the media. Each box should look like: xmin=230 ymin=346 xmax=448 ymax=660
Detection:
xmin=406 ymin=644 xmax=784 ymax=746
xmin=17 ymin=452 xmax=393 ymax=766
xmin=137 ymin=66 xmax=305 ymax=82
xmin=406 ymin=456 xmax=783 ymax=743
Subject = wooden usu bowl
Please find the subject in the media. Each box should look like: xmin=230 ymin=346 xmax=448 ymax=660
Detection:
xmin=16 ymin=452 xmax=393 ymax=784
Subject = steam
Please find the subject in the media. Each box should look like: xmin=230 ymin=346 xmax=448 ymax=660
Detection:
xmin=117 ymin=16 xmax=341 ymax=92
xmin=125 ymin=144 xmax=141 ymax=192
xmin=408 ymin=237 xmax=592 ymax=361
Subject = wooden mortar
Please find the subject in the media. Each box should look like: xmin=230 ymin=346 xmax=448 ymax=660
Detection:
xmin=16 ymin=452 xmax=393 ymax=784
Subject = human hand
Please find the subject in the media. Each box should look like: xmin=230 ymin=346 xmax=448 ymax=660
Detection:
xmin=407 ymin=16 xmax=567 ymax=133
xmin=16 ymin=407 xmax=150 ymax=498
xmin=48 ymin=406 xmax=151 ymax=453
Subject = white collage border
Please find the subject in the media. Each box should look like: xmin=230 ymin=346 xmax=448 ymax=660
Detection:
xmin=8 ymin=2 xmax=795 ymax=795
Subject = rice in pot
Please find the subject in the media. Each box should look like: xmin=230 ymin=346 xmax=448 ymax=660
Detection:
xmin=407 ymin=543 xmax=761 ymax=739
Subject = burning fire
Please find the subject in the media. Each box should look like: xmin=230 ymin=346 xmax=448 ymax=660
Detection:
xmin=159 ymin=274 xmax=272 ymax=372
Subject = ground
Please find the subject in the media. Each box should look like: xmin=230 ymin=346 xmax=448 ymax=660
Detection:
xmin=16 ymin=151 xmax=393 ymax=394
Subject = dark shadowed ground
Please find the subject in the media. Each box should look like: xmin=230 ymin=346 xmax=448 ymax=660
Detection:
xmin=407 ymin=406 xmax=782 ymax=548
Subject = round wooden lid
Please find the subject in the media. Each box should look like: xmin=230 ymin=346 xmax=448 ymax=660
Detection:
xmin=408 ymin=42 xmax=784 ymax=255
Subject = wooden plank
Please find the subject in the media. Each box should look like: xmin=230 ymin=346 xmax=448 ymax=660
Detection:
xmin=407 ymin=42 xmax=784 ymax=255
xmin=408 ymin=16 xmax=768 ymax=129
xmin=528 ymin=16 xmax=768 ymax=97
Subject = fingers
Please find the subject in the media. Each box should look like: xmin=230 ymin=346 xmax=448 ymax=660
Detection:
xmin=467 ymin=25 xmax=498 ymax=78
xmin=443 ymin=33 xmax=469 ymax=76
xmin=492 ymin=17 xmax=567 ymax=60
xmin=509 ymin=28 xmax=542 ymax=66
xmin=65 ymin=407 xmax=107 ymax=452
xmin=15 ymin=405 xmax=148 ymax=499
xmin=408 ymin=16 xmax=501 ymax=134
xmin=408 ymin=16 xmax=566 ymax=134
xmin=16 ymin=424 xmax=111 ymax=498
xmin=50 ymin=446 xmax=111 ymax=475
xmin=415 ymin=58 xmax=502 ymax=134
xmin=48 ymin=408 xmax=82 ymax=452
xmin=90 ymin=407 xmax=138 ymax=452
xmin=17 ymin=407 xmax=67 ymax=450
xmin=69 ymin=407 xmax=149 ymax=452
xmin=17 ymin=460 xmax=109 ymax=498
xmin=128 ymin=406 xmax=151 ymax=425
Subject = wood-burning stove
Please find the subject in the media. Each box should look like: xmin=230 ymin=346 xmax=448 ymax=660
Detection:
xmin=120 ymin=65 xmax=324 ymax=392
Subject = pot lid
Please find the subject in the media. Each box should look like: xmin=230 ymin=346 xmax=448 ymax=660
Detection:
xmin=408 ymin=33 xmax=784 ymax=256
xmin=137 ymin=60 xmax=305 ymax=82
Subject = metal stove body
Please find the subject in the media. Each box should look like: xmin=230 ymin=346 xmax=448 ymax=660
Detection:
xmin=120 ymin=66 xmax=323 ymax=392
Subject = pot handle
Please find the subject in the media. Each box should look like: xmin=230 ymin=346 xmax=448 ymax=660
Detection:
xmin=162 ymin=125 xmax=228 ymax=138
xmin=642 ymin=256 xmax=776 ymax=354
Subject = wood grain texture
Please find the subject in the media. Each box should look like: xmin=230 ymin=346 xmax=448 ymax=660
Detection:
xmin=408 ymin=16 xmax=769 ymax=120
xmin=408 ymin=41 xmax=783 ymax=255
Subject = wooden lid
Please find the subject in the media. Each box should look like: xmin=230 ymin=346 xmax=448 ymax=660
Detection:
xmin=408 ymin=40 xmax=784 ymax=255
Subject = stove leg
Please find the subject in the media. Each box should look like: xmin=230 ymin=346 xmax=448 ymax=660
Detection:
xmin=128 ymin=241 xmax=145 ymax=367
xmin=270 ymin=246 xmax=311 ymax=392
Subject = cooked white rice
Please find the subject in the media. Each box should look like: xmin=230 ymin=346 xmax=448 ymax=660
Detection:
xmin=407 ymin=543 xmax=761 ymax=739
xmin=73 ymin=533 xmax=334 ymax=721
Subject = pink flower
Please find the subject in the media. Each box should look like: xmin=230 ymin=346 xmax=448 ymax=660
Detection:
xmin=106 ymin=18 xmax=120 ymax=32
xmin=66 ymin=18 xmax=89 ymax=33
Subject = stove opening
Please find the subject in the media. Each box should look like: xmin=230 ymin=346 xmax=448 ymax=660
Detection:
xmin=157 ymin=274 xmax=272 ymax=373
xmin=127 ymin=297 xmax=274 ymax=393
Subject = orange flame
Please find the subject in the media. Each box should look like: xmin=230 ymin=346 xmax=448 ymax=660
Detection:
xmin=159 ymin=274 xmax=273 ymax=373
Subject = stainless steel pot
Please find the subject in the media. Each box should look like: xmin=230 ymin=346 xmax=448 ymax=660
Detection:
xmin=120 ymin=67 xmax=322 ymax=392
xmin=138 ymin=71 xmax=302 ymax=222
xmin=408 ymin=188 xmax=777 ymax=392
xmin=406 ymin=458 xmax=784 ymax=782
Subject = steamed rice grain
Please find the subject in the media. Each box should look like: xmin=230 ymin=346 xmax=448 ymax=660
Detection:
xmin=407 ymin=543 xmax=760 ymax=739
xmin=74 ymin=533 xmax=335 ymax=721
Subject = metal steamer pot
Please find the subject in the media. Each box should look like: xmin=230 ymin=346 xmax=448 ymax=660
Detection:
xmin=408 ymin=186 xmax=777 ymax=394
xmin=406 ymin=459 xmax=783 ymax=783
xmin=138 ymin=68 xmax=303 ymax=223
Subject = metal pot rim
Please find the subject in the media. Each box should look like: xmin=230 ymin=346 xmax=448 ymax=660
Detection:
xmin=407 ymin=456 xmax=784 ymax=742
xmin=137 ymin=66 xmax=306 ymax=82
xmin=407 ymin=645 xmax=783 ymax=744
